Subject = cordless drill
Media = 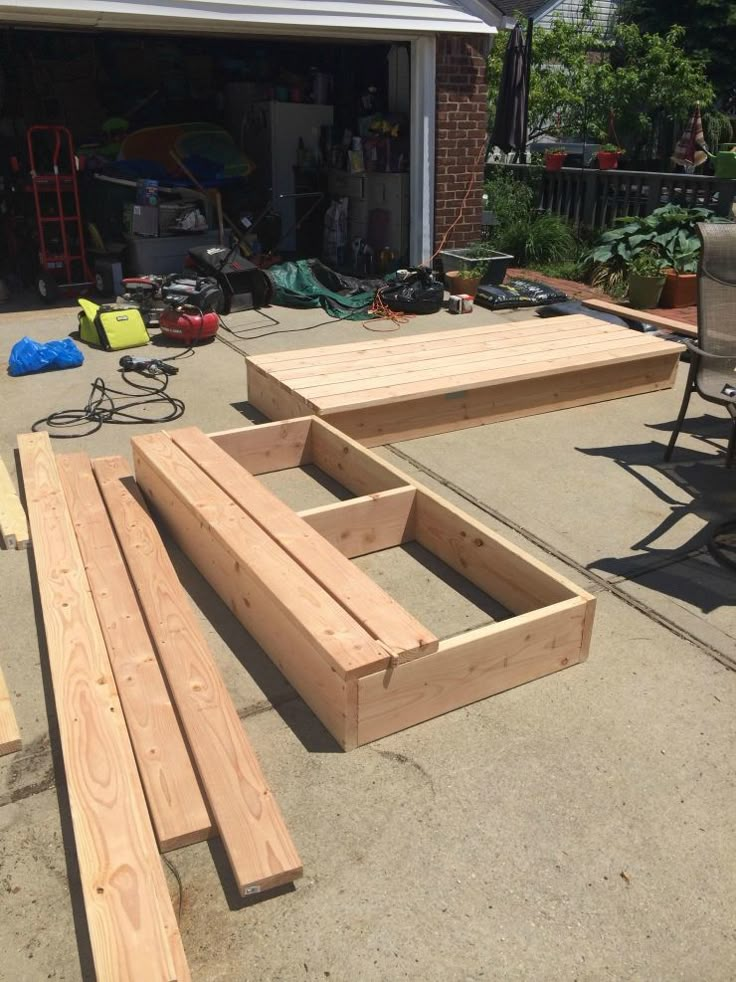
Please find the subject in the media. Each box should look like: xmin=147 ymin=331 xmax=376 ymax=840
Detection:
xmin=119 ymin=355 xmax=179 ymax=376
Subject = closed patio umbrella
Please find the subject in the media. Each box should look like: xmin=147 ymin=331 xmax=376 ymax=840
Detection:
xmin=490 ymin=22 xmax=532 ymax=154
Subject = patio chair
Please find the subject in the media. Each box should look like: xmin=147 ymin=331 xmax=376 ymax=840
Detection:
xmin=664 ymin=222 xmax=736 ymax=467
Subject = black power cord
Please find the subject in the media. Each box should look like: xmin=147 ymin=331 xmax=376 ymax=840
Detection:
xmin=32 ymin=362 xmax=186 ymax=438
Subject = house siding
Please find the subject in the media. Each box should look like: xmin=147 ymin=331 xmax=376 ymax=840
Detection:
xmin=536 ymin=0 xmax=617 ymax=32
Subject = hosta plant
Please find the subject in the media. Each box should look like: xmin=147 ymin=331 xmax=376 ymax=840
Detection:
xmin=583 ymin=204 xmax=730 ymax=294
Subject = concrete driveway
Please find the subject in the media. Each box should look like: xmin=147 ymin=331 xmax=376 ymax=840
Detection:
xmin=1 ymin=297 xmax=734 ymax=981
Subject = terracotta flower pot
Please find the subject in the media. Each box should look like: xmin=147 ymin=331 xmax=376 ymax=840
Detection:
xmin=659 ymin=269 xmax=697 ymax=308
xmin=445 ymin=271 xmax=481 ymax=298
xmin=545 ymin=152 xmax=566 ymax=172
xmin=597 ymin=151 xmax=620 ymax=170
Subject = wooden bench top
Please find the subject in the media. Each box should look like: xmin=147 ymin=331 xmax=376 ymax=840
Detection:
xmin=248 ymin=314 xmax=683 ymax=414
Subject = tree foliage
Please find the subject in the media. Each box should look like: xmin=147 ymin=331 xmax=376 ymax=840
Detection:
xmin=619 ymin=0 xmax=736 ymax=107
xmin=488 ymin=10 xmax=717 ymax=157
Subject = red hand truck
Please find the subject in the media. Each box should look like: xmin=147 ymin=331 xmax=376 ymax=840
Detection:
xmin=26 ymin=125 xmax=93 ymax=302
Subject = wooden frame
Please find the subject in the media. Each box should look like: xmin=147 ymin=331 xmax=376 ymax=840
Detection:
xmin=134 ymin=417 xmax=595 ymax=750
xmin=245 ymin=315 xmax=683 ymax=445
xmin=581 ymin=298 xmax=697 ymax=338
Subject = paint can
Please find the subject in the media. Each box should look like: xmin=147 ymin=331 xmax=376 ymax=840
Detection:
xmin=458 ymin=293 xmax=474 ymax=313
xmin=448 ymin=294 xmax=463 ymax=314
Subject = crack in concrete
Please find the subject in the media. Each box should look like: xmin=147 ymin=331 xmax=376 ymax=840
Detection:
xmin=386 ymin=446 xmax=736 ymax=673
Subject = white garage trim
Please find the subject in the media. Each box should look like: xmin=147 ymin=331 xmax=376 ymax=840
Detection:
xmin=409 ymin=36 xmax=437 ymax=265
xmin=0 ymin=0 xmax=503 ymax=35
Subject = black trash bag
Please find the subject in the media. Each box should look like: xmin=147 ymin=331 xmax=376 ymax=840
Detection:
xmin=378 ymin=266 xmax=444 ymax=315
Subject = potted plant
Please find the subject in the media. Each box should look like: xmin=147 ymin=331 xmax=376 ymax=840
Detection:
xmin=544 ymin=147 xmax=567 ymax=172
xmin=582 ymin=203 xmax=730 ymax=297
xmin=596 ymin=143 xmax=624 ymax=170
xmin=445 ymin=264 xmax=484 ymax=298
xmin=659 ymin=240 xmax=700 ymax=308
xmin=627 ymin=250 xmax=666 ymax=309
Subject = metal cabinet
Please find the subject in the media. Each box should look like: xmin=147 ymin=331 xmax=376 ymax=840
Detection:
xmin=328 ymin=170 xmax=409 ymax=261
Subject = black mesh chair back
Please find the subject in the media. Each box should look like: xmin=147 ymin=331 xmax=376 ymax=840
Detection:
xmin=665 ymin=221 xmax=736 ymax=466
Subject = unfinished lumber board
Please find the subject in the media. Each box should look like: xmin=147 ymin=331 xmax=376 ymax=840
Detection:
xmin=0 ymin=664 xmax=21 ymax=756
xmin=309 ymin=420 xmax=411 ymax=496
xmin=57 ymin=452 xmax=213 ymax=852
xmin=93 ymin=454 xmax=303 ymax=896
xmin=170 ymin=427 xmax=437 ymax=661
xmin=176 ymin=417 xmax=594 ymax=747
xmin=129 ymin=449 xmax=356 ymax=749
xmin=17 ymin=432 xmax=188 ymax=982
xmin=0 ymin=457 xmax=29 ymax=549
xmin=246 ymin=315 xmax=682 ymax=443
xmin=283 ymin=322 xmax=659 ymax=390
xmin=297 ymin=487 xmax=416 ymax=558
xmin=270 ymin=317 xmax=632 ymax=381
xmin=296 ymin=333 xmax=663 ymax=397
xmin=357 ymin=598 xmax=592 ymax=745
xmin=209 ymin=417 xmax=313 ymax=474
xmin=312 ymin=418 xmax=589 ymax=615
xmin=247 ymin=314 xmax=605 ymax=370
xmin=414 ymin=488 xmax=591 ymax=614
xmin=247 ymin=362 xmax=315 ymax=420
xmin=324 ymin=355 xmax=677 ymax=446
xmin=133 ymin=432 xmax=392 ymax=678
xmin=582 ymin=297 xmax=698 ymax=338
xmin=314 ymin=340 xmax=680 ymax=410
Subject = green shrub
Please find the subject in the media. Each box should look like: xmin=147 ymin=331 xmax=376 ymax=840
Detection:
xmin=531 ymin=260 xmax=586 ymax=282
xmin=582 ymin=203 xmax=730 ymax=295
xmin=484 ymin=168 xmax=580 ymax=269
xmin=524 ymin=214 xmax=579 ymax=265
xmin=629 ymin=250 xmax=665 ymax=278
xmin=484 ymin=168 xmax=536 ymax=233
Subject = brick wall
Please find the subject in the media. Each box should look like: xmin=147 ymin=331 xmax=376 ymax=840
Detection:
xmin=434 ymin=34 xmax=490 ymax=254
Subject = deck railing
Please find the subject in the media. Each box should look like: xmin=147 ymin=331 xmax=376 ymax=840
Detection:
xmin=493 ymin=164 xmax=736 ymax=229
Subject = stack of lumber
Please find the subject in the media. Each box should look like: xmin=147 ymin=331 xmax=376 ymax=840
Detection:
xmin=18 ymin=432 xmax=302 ymax=980
xmin=245 ymin=314 xmax=683 ymax=445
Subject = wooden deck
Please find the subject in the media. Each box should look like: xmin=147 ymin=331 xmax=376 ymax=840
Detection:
xmin=246 ymin=314 xmax=683 ymax=446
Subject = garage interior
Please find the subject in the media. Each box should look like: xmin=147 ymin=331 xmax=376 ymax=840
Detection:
xmin=0 ymin=27 xmax=412 ymax=302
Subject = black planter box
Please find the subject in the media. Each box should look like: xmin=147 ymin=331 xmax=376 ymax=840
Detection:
xmin=438 ymin=248 xmax=514 ymax=286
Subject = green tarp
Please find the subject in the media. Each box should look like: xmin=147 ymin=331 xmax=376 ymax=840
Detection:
xmin=265 ymin=260 xmax=380 ymax=321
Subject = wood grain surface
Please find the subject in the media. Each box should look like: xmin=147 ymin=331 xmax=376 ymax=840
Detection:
xmin=58 ymin=452 xmax=213 ymax=852
xmin=0 ymin=664 xmax=21 ymax=756
xmin=170 ymin=427 xmax=436 ymax=661
xmin=18 ymin=432 xmax=189 ymax=982
xmin=94 ymin=454 xmax=303 ymax=896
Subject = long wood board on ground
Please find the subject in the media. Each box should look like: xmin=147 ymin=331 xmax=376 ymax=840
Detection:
xmin=57 ymin=452 xmax=213 ymax=853
xmin=18 ymin=432 xmax=190 ymax=982
xmin=245 ymin=314 xmax=683 ymax=445
xmin=133 ymin=418 xmax=596 ymax=749
xmin=0 ymin=456 xmax=29 ymax=549
xmin=0 ymin=664 xmax=21 ymax=756
xmin=94 ymin=455 xmax=303 ymax=897
xmin=581 ymin=298 xmax=698 ymax=338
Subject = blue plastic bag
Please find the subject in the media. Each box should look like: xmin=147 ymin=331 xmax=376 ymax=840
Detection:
xmin=8 ymin=337 xmax=84 ymax=377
